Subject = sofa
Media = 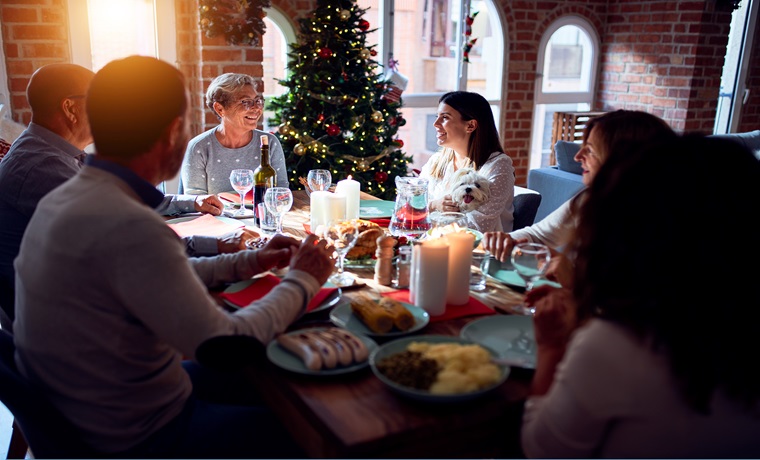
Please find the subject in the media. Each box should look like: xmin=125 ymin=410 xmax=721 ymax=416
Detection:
xmin=528 ymin=130 xmax=760 ymax=222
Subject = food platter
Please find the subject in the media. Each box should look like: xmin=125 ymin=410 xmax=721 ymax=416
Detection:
xmin=266 ymin=327 xmax=378 ymax=376
xmin=460 ymin=316 xmax=537 ymax=369
xmin=369 ymin=335 xmax=509 ymax=403
xmin=329 ymin=301 xmax=429 ymax=338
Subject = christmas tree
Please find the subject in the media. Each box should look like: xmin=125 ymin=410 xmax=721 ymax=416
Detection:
xmin=267 ymin=0 xmax=411 ymax=200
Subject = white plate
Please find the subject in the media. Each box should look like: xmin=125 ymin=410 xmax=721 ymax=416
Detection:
xmin=369 ymin=335 xmax=510 ymax=403
xmin=165 ymin=216 xmax=243 ymax=226
xmin=484 ymin=257 xmax=560 ymax=290
xmin=460 ymin=316 xmax=537 ymax=369
xmin=329 ymin=301 xmax=429 ymax=338
xmin=223 ymin=278 xmax=342 ymax=314
xmin=267 ymin=328 xmax=378 ymax=375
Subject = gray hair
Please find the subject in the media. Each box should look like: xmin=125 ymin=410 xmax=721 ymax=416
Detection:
xmin=205 ymin=73 xmax=257 ymax=118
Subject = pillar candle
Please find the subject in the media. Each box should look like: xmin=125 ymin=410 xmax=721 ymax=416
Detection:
xmin=409 ymin=243 xmax=421 ymax=304
xmin=413 ymin=237 xmax=449 ymax=316
xmin=310 ymin=191 xmax=346 ymax=233
xmin=444 ymin=230 xmax=475 ymax=305
xmin=334 ymin=176 xmax=361 ymax=220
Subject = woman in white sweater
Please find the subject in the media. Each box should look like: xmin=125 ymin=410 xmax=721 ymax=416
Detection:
xmin=483 ymin=110 xmax=675 ymax=264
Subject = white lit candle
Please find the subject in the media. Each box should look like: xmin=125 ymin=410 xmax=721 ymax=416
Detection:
xmin=409 ymin=243 xmax=420 ymax=304
xmin=334 ymin=175 xmax=360 ymax=220
xmin=413 ymin=237 xmax=449 ymax=316
xmin=310 ymin=191 xmax=346 ymax=233
xmin=444 ymin=230 xmax=475 ymax=305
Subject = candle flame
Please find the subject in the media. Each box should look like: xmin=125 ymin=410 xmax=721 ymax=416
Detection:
xmin=347 ymin=175 xmax=352 ymax=180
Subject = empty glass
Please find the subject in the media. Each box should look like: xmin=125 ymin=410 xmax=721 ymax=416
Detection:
xmin=263 ymin=187 xmax=293 ymax=234
xmin=470 ymin=252 xmax=489 ymax=291
xmin=510 ymin=242 xmax=552 ymax=315
xmin=319 ymin=220 xmax=358 ymax=287
xmin=229 ymin=169 xmax=254 ymax=216
xmin=307 ymin=169 xmax=332 ymax=192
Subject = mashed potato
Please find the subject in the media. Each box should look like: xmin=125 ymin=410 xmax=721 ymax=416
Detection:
xmin=407 ymin=342 xmax=502 ymax=395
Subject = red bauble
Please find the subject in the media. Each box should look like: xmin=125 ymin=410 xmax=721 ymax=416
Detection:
xmin=326 ymin=124 xmax=341 ymax=136
xmin=395 ymin=139 xmax=404 ymax=148
xmin=375 ymin=171 xmax=388 ymax=183
xmin=358 ymin=20 xmax=370 ymax=31
xmin=318 ymin=113 xmax=325 ymax=122
xmin=370 ymin=49 xmax=377 ymax=56
xmin=318 ymin=47 xmax=333 ymax=59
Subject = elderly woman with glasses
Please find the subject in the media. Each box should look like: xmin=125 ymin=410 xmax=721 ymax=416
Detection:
xmin=179 ymin=73 xmax=288 ymax=195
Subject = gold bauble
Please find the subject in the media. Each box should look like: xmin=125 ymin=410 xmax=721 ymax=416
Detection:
xmin=371 ymin=111 xmax=383 ymax=123
xmin=278 ymin=124 xmax=289 ymax=134
xmin=293 ymin=143 xmax=306 ymax=156
xmin=339 ymin=9 xmax=351 ymax=20
xmin=356 ymin=159 xmax=371 ymax=172
xmin=359 ymin=48 xmax=371 ymax=59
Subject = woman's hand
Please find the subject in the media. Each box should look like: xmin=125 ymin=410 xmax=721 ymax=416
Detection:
xmin=256 ymin=234 xmax=301 ymax=270
xmin=482 ymin=232 xmax=517 ymax=262
xmin=544 ymin=253 xmax=574 ymax=288
xmin=528 ymin=285 xmax=578 ymax=350
xmin=430 ymin=195 xmax=460 ymax=213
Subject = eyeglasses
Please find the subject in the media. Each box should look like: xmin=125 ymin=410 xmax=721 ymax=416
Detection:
xmin=238 ymin=97 xmax=265 ymax=110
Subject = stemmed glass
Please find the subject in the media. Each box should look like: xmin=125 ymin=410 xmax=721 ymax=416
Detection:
xmin=510 ymin=242 xmax=552 ymax=315
xmin=263 ymin=187 xmax=293 ymax=234
xmin=229 ymin=169 xmax=254 ymax=216
xmin=319 ymin=220 xmax=358 ymax=287
xmin=307 ymin=169 xmax=332 ymax=192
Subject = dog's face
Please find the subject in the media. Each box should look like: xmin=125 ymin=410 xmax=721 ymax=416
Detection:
xmin=449 ymin=168 xmax=491 ymax=212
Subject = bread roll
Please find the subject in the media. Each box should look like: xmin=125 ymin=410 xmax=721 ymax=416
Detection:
xmin=350 ymin=299 xmax=393 ymax=333
xmin=378 ymin=298 xmax=414 ymax=331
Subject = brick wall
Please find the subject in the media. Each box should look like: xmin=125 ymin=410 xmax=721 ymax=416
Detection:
xmin=597 ymin=1 xmax=732 ymax=133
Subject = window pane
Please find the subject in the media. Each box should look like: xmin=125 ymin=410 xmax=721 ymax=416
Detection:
xmin=542 ymin=25 xmax=593 ymax=93
xmin=464 ymin=1 xmax=503 ymax=100
xmin=87 ymin=0 xmax=156 ymax=71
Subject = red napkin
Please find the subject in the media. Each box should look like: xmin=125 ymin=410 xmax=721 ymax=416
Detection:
xmin=167 ymin=214 xmax=244 ymax=238
xmin=220 ymin=274 xmax=339 ymax=313
xmin=381 ymin=290 xmax=495 ymax=323
xmin=218 ymin=191 xmax=253 ymax=204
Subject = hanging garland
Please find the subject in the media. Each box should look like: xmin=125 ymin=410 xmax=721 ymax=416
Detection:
xmin=199 ymin=0 xmax=271 ymax=46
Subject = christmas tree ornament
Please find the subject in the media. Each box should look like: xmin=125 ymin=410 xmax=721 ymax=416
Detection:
xmin=278 ymin=123 xmax=289 ymax=134
xmin=358 ymin=20 xmax=370 ymax=31
xmin=339 ymin=9 xmax=351 ymax=20
xmin=318 ymin=47 xmax=333 ymax=59
xmin=359 ymin=49 xmax=371 ymax=59
xmin=395 ymin=139 xmax=404 ymax=148
xmin=370 ymin=49 xmax=378 ymax=56
xmin=326 ymin=124 xmax=341 ymax=136
xmin=356 ymin=159 xmax=371 ymax=172
xmin=375 ymin=171 xmax=389 ymax=183
xmin=293 ymin=143 xmax=306 ymax=156
xmin=371 ymin=111 xmax=383 ymax=123
xmin=317 ymin=113 xmax=325 ymax=122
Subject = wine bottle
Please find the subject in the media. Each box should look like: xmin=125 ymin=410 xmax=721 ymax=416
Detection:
xmin=253 ymin=135 xmax=276 ymax=227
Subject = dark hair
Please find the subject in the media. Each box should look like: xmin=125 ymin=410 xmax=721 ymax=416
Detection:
xmin=26 ymin=63 xmax=94 ymax=120
xmin=87 ymin=56 xmax=187 ymax=160
xmin=438 ymin=91 xmax=504 ymax=168
xmin=582 ymin=110 xmax=676 ymax=164
xmin=571 ymin=134 xmax=760 ymax=413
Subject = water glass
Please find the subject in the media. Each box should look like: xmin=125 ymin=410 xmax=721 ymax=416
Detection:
xmin=307 ymin=169 xmax=332 ymax=192
xmin=257 ymin=203 xmax=277 ymax=234
xmin=470 ymin=252 xmax=489 ymax=291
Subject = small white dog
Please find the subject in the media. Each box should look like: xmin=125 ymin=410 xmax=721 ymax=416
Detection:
xmin=448 ymin=167 xmax=491 ymax=212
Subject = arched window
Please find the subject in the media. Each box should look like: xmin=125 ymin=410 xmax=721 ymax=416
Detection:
xmin=530 ymin=17 xmax=599 ymax=169
xmin=357 ymin=0 xmax=505 ymax=170
xmin=262 ymin=7 xmax=297 ymax=132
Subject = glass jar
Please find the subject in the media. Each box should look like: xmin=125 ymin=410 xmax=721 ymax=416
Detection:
xmin=393 ymin=245 xmax=412 ymax=289
xmin=389 ymin=177 xmax=432 ymax=241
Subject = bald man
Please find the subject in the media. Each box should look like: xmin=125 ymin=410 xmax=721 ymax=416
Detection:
xmin=0 ymin=64 xmax=250 ymax=331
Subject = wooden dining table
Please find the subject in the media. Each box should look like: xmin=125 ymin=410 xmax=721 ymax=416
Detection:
xmin=212 ymin=189 xmax=534 ymax=458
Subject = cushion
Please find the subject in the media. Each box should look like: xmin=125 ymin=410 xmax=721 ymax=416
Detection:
xmin=554 ymin=140 xmax=583 ymax=175
xmin=711 ymin=130 xmax=760 ymax=160
xmin=0 ymin=137 xmax=11 ymax=162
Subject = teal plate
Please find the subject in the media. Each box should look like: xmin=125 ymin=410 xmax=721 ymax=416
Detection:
xmin=166 ymin=216 xmax=243 ymax=226
xmin=369 ymin=335 xmax=510 ymax=403
xmin=485 ymin=257 xmax=561 ymax=290
xmin=329 ymin=301 xmax=429 ymax=338
xmin=460 ymin=316 xmax=536 ymax=369
xmin=359 ymin=200 xmax=396 ymax=218
xmin=267 ymin=327 xmax=378 ymax=376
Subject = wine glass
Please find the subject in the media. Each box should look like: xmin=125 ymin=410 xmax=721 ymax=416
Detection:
xmin=307 ymin=169 xmax=332 ymax=192
xmin=319 ymin=220 xmax=359 ymax=287
xmin=510 ymin=242 xmax=552 ymax=315
xmin=229 ymin=169 xmax=254 ymax=216
xmin=263 ymin=187 xmax=293 ymax=234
